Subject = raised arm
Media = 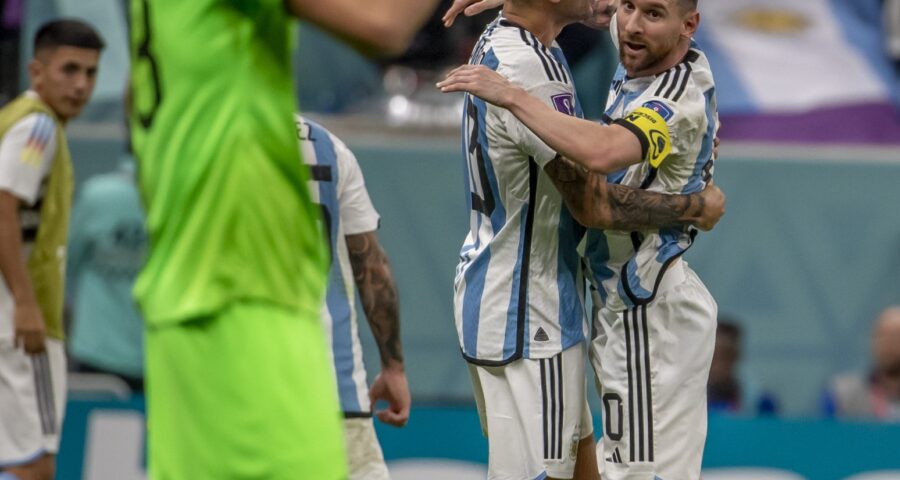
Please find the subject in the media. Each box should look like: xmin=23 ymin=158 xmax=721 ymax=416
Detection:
xmin=286 ymin=0 xmax=443 ymax=56
xmin=346 ymin=231 xmax=410 ymax=427
xmin=544 ymin=156 xmax=724 ymax=231
xmin=438 ymin=65 xmax=650 ymax=174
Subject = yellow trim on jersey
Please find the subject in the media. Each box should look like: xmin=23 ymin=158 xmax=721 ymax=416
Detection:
xmin=621 ymin=106 xmax=672 ymax=168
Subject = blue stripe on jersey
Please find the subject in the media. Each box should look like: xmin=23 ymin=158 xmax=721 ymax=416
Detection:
xmin=584 ymin=231 xmax=614 ymax=306
xmin=508 ymin=203 xmax=530 ymax=358
xmin=461 ymin=49 xmax=504 ymax=357
xmin=681 ymin=88 xmax=717 ymax=195
xmin=621 ymin=259 xmax=653 ymax=308
xmin=549 ymin=47 xmax=587 ymax=350
xmin=557 ymin=207 xmax=585 ymax=350
xmin=655 ymin=227 xmax=685 ymax=263
xmin=309 ymin=121 xmax=361 ymax=413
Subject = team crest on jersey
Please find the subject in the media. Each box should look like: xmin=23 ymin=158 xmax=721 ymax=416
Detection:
xmin=551 ymin=93 xmax=576 ymax=116
xmin=642 ymin=100 xmax=673 ymax=121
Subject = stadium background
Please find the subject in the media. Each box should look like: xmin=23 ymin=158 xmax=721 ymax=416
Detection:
xmin=5 ymin=0 xmax=900 ymax=478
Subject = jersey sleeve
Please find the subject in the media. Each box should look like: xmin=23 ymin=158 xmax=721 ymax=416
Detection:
xmin=618 ymin=88 xmax=706 ymax=166
xmin=0 ymin=113 xmax=58 ymax=205
xmin=333 ymin=136 xmax=380 ymax=236
xmin=507 ymin=81 xmax=579 ymax=168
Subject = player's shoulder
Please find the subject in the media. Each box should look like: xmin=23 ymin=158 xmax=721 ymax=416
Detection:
xmin=644 ymin=44 xmax=714 ymax=115
xmin=488 ymin=20 xmax=570 ymax=87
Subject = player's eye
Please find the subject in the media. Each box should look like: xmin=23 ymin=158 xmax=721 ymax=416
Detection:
xmin=648 ymin=10 xmax=662 ymax=19
xmin=622 ymin=1 xmax=635 ymax=11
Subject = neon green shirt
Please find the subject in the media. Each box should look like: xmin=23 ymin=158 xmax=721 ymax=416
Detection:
xmin=129 ymin=0 xmax=327 ymax=324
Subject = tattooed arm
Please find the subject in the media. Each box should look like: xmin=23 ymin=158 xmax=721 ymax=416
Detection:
xmin=544 ymin=156 xmax=724 ymax=231
xmin=346 ymin=231 xmax=410 ymax=427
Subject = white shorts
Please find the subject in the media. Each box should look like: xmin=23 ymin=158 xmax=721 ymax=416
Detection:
xmin=343 ymin=416 xmax=390 ymax=480
xmin=591 ymin=264 xmax=716 ymax=480
xmin=0 ymin=338 xmax=67 ymax=467
xmin=468 ymin=343 xmax=593 ymax=480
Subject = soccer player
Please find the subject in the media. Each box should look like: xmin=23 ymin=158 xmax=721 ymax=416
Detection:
xmin=0 ymin=19 xmax=103 ymax=480
xmin=128 ymin=0 xmax=442 ymax=478
xmin=439 ymin=0 xmax=722 ymax=479
xmin=439 ymin=0 xmax=721 ymax=478
xmin=297 ymin=115 xmax=408 ymax=480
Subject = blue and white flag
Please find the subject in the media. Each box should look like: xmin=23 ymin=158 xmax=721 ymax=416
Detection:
xmin=694 ymin=0 xmax=900 ymax=144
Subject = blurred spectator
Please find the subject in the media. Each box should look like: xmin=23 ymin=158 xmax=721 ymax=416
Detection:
xmin=0 ymin=0 xmax=22 ymax=104
xmin=822 ymin=306 xmax=900 ymax=421
xmin=66 ymin=157 xmax=146 ymax=392
xmin=708 ymin=317 xmax=779 ymax=415
xmin=887 ymin=0 xmax=900 ymax=70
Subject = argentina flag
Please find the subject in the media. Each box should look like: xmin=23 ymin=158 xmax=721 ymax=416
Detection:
xmin=694 ymin=0 xmax=900 ymax=144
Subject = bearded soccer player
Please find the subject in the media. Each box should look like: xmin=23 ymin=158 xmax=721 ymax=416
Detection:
xmin=0 ymin=20 xmax=103 ymax=480
xmin=440 ymin=0 xmax=721 ymax=478
xmin=129 ymin=0 xmax=441 ymax=478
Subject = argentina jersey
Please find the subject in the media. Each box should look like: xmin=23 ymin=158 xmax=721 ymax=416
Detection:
xmin=297 ymin=115 xmax=381 ymax=415
xmin=584 ymin=41 xmax=718 ymax=312
xmin=454 ymin=14 xmax=588 ymax=365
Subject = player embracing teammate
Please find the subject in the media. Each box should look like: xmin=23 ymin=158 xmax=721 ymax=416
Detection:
xmin=440 ymin=0 xmax=723 ymax=478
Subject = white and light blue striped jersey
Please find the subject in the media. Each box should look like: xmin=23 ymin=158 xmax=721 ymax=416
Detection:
xmin=454 ymin=15 xmax=588 ymax=365
xmin=584 ymin=42 xmax=718 ymax=312
xmin=297 ymin=115 xmax=381 ymax=416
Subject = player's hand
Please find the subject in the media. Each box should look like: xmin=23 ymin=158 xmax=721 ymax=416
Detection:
xmin=14 ymin=301 xmax=46 ymax=355
xmin=437 ymin=65 xmax=520 ymax=108
xmin=581 ymin=0 xmax=615 ymax=30
xmin=693 ymin=181 xmax=725 ymax=231
xmin=443 ymin=0 xmax=503 ymax=27
xmin=713 ymin=136 xmax=720 ymax=160
xmin=369 ymin=364 xmax=411 ymax=427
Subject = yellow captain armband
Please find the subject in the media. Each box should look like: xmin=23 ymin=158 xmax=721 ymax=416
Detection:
xmin=613 ymin=106 xmax=672 ymax=168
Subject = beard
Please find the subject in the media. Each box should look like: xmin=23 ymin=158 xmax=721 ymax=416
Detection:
xmin=618 ymin=42 xmax=668 ymax=75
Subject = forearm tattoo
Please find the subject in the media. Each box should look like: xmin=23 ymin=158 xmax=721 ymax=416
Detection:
xmin=347 ymin=232 xmax=404 ymax=365
xmin=544 ymin=156 xmax=704 ymax=230
xmin=606 ymin=183 xmax=704 ymax=230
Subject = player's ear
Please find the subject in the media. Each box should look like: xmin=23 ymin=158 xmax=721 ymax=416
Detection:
xmin=682 ymin=10 xmax=699 ymax=38
xmin=27 ymin=58 xmax=43 ymax=88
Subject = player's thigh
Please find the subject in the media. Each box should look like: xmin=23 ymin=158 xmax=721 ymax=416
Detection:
xmin=0 ymin=337 xmax=66 ymax=467
xmin=343 ymin=417 xmax=390 ymax=480
xmin=470 ymin=344 xmax=590 ymax=480
xmin=591 ymin=274 xmax=716 ymax=480
xmin=145 ymin=302 xmax=346 ymax=480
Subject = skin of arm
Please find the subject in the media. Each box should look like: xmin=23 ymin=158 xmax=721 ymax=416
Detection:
xmin=544 ymin=156 xmax=723 ymax=230
xmin=285 ymin=0 xmax=443 ymax=57
xmin=346 ymin=230 xmax=411 ymax=427
xmin=0 ymin=191 xmax=46 ymax=354
xmin=438 ymin=65 xmax=643 ymax=174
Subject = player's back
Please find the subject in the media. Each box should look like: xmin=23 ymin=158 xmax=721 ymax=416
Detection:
xmin=129 ymin=0 xmax=326 ymax=323
xmin=585 ymin=43 xmax=718 ymax=311
xmin=454 ymin=16 xmax=587 ymax=365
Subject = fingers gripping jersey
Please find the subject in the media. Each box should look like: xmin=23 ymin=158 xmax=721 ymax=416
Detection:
xmin=297 ymin=116 xmax=380 ymax=415
xmin=586 ymin=43 xmax=719 ymax=311
xmin=455 ymin=15 xmax=588 ymax=365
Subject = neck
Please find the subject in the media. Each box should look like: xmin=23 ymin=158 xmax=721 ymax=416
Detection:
xmin=30 ymin=88 xmax=68 ymax=125
xmin=503 ymin=2 xmax=566 ymax=48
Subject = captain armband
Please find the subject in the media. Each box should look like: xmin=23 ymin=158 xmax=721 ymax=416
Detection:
xmin=613 ymin=107 xmax=672 ymax=168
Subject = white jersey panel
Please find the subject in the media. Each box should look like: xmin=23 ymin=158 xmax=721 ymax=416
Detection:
xmin=586 ymin=44 xmax=718 ymax=311
xmin=454 ymin=15 xmax=588 ymax=365
xmin=297 ymin=115 xmax=379 ymax=415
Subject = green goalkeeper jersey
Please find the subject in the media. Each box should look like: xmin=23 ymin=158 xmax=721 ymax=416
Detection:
xmin=129 ymin=0 xmax=327 ymax=324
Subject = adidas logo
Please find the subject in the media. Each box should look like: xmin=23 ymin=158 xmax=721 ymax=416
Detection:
xmin=605 ymin=447 xmax=623 ymax=464
xmin=533 ymin=327 xmax=550 ymax=342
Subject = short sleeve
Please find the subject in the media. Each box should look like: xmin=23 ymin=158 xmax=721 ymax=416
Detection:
xmin=334 ymin=137 xmax=380 ymax=235
xmin=508 ymin=81 xmax=578 ymax=168
xmin=0 ymin=113 xmax=58 ymax=205
xmin=626 ymin=91 xmax=705 ymax=159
